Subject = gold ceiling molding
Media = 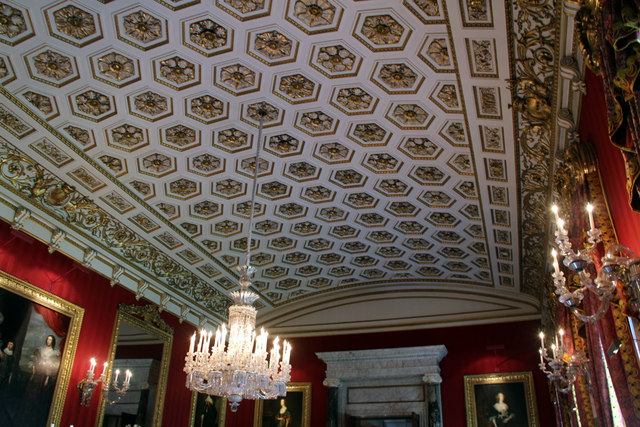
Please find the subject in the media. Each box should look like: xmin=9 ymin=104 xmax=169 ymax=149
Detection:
xmin=0 ymin=135 xmax=231 ymax=315
xmin=508 ymin=0 xmax=561 ymax=296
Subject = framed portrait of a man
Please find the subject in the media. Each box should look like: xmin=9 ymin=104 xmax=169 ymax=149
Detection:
xmin=253 ymin=382 xmax=312 ymax=427
xmin=464 ymin=371 xmax=539 ymax=427
xmin=0 ymin=270 xmax=83 ymax=427
xmin=190 ymin=392 xmax=226 ymax=427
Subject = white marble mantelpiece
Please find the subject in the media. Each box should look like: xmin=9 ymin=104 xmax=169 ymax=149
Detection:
xmin=317 ymin=346 xmax=447 ymax=427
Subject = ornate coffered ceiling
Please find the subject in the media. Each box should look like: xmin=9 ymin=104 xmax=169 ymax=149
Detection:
xmin=0 ymin=0 xmax=572 ymax=335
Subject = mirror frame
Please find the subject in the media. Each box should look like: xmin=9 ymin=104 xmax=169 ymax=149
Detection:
xmin=96 ymin=303 xmax=173 ymax=427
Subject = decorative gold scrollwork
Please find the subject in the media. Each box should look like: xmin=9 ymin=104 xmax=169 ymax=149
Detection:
xmin=119 ymin=303 xmax=173 ymax=334
xmin=575 ymin=0 xmax=602 ymax=74
xmin=553 ymin=138 xmax=598 ymax=213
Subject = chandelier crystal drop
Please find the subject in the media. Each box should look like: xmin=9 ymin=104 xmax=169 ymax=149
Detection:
xmin=184 ymin=106 xmax=292 ymax=412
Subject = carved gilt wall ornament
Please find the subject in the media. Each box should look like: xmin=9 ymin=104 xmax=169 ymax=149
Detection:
xmin=119 ymin=303 xmax=173 ymax=334
xmin=509 ymin=0 xmax=558 ymax=295
xmin=575 ymin=0 xmax=602 ymax=73
xmin=0 ymin=137 xmax=229 ymax=312
xmin=553 ymin=139 xmax=598 ymax=211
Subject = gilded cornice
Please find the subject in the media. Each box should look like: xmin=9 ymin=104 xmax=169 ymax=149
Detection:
xmin=0 ymin=136 xmax=231 ymax=315
xmin=508 ymin=0 xmax=562 ymax=296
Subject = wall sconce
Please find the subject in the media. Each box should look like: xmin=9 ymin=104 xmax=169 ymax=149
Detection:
xmin=551 ymin=203 xmax=640 ymax=322
xmin=102 ymin=367 xmax=132 ymax=405
xmin=538 ymin=329 xmax=588 ymax=392
xmin=78 ymin=358 xmax=107 ymax=406
xmin=78 ymin=358 xmax=132 ymax=406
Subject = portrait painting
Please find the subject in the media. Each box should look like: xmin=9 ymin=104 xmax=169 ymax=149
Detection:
xmin=464 ymin=371 xmax=539 ymax=427
xmin=190 ymin=392 xmax=226 ymax=427
xmin=254 ymin=382 xmax=312 ymax=427
xmin=0 ymin=270 xmax=83 ymax=426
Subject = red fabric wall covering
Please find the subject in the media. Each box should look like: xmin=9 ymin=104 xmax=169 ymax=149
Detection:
xmin=224 ymin=320 xmax=555 ymax=426
xmin=0 ymin=220 xmax=195 ymax=426
xmin=581 ymin=69 xmax=640 ymax=254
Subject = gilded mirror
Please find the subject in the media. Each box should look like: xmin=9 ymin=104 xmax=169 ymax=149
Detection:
xmin=96 ymin=304 xmax=173 ymax=427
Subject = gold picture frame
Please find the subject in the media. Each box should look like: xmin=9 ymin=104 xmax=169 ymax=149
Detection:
xmin=253 ymin=382 xmax=312 ymax=427
xmin=464 ymin=371 xmax=539 ymax=427
xmin=189 ymin=392 xmax=227 ymax=427
xmin=0 ymin=269 xmax=84 ymax=426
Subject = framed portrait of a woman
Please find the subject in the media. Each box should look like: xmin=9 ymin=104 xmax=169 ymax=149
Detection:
xmin=464 ymin=371 xmax=539 ymax=427
xmin=0 ymin=270 xmax=84 ymax=427
xmin=253 ymin=382 xmax=312 ymax=427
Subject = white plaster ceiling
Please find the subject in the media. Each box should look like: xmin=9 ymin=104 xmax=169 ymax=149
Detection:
xmin=0 ymin=0 xmax=557 ymax=335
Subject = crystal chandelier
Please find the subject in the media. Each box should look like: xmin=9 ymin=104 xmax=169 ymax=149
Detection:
xmin=184 ymin=106 xmax=292 ymax=412
xmin=538 ymin=328 xmax=588 ymax=393
xmin=550 ymin=203 xmax=640 ymax=322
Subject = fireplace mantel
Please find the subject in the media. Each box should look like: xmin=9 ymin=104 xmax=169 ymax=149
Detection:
xmin=317 ymin=346 xmax=447 ymax=427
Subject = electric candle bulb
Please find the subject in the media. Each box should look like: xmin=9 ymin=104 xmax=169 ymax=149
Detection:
xmin=551 ymin=205 xmax=560 ymax=222
xmin=189 ymin=333 xmax=196 ymax=354
xmin=551 ymin=249 xmax=560 ymax=274
xmin=586 ymin=203 xmax=595 ymax=230
xmin=89 ymin=358 xmax=96 ymax=374
xmin=557 ymin=218 xmax=565 ymax=230
xmin=114 ymin=369 xmax=120 ymax=383
xmin=100 ymin=362 xmax=108 ymax=378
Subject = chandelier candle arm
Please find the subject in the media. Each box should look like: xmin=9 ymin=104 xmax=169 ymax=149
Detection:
xmin=538 ymin=329 xmax=588 ymax=393
xmin=548 ymin=202 xmax=640 ymax=321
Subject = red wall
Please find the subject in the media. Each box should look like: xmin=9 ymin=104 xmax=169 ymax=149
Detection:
xmin=224 ymin=321 xmax=555 ymax=426
xmin=0 ymin=220 xmax=195 ymax=426
xmin=579 ymin=69 xmax=640 ymax=255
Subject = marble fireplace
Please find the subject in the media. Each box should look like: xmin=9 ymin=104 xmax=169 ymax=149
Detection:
xmin=317 ymin=345 xmax=447 ymax=427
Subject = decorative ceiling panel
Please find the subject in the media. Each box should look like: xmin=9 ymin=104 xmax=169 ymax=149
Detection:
xmin=0 ymin=0 xmax=559 ymax=334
